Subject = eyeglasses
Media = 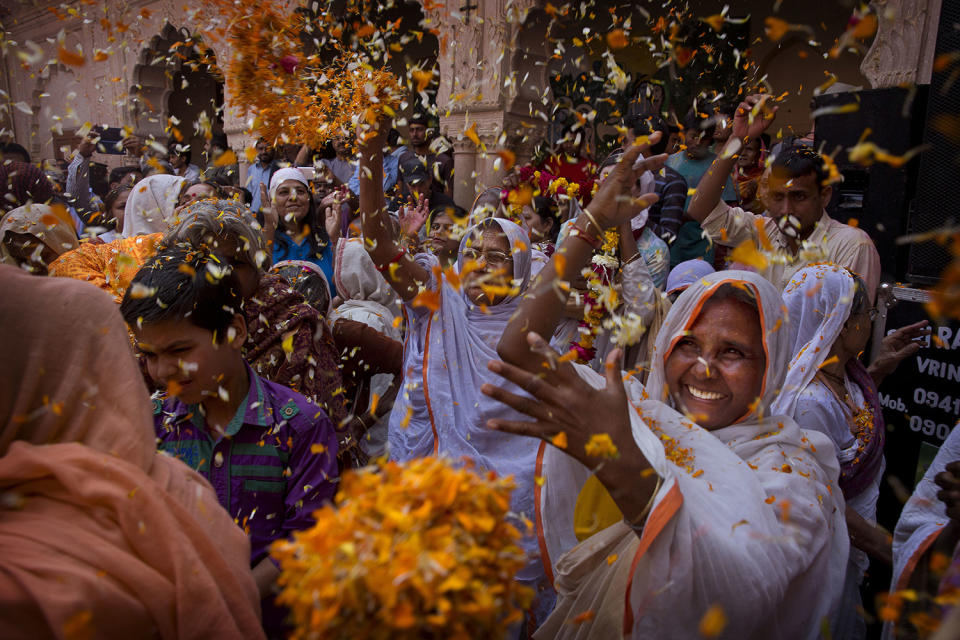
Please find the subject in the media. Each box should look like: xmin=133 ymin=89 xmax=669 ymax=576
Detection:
xmin=461 ymin=247 xmax=513 ymax=267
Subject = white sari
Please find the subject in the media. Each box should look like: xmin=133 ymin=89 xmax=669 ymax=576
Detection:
xmin=536 ymin=270 xmax=848 ymax=639
xmin=884 ymin=423 xmax=960 ymax=639
xmin=771 ymin=264 xmax=885 ymax=639
xmin=387 ymin=218 xmax=554 ymax=621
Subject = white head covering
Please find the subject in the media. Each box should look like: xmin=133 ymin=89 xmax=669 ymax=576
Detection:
xmin=536 ymin=271 xmax=849 ymax=639
xmin=328 ymin=237 xmax=401 ymax=339
xmin=769 ymin=263 xmax=859 ymax=418
xmin=456 ymin=217 xmax=532 ymax=301
xmin=665 ymin=258 xmax=715 ymax=294
xmin=0 ymin=204 xmax=79 ymax=266
xmin=268 ymin=167 xmax=309 ymax=202
xmin=387 ymin=218 xmax=553 ymax=619
xmin=121 ymin=175 xmax=186 ymax=238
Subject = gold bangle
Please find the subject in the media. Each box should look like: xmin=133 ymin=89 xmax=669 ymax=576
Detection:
xmin=630 ymin=474 xmax=663 ymax=529
xmin=581 ymin=209 xmax=604 ymax=235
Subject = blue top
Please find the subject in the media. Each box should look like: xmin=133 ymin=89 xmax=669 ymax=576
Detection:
xmin=665 ymin=151 xmax=738 ymax=269
xmin=245 ymin=161 xmax=278 ymax=212
xmin=665 ymin=150 xmax=738 ymax=209
xmin=348 ymin=145 xmax=405 ymax=195
xmin=272 ymin=232 xmax=338 ymax=298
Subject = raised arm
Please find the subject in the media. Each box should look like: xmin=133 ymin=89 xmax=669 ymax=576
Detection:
xmin=357 ymin=124 xmax=430 ymax=301
xmin=66 ymin=133 xmax=97 ymax=222
xmin=687 ymin=94 xmax=778 ymax=222
xmin=497 ymin=141 xmax=663 ymax=372
xmin=294 ymin=144 xmax=311 ymax=167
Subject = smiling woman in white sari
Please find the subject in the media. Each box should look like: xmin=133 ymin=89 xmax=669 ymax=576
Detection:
xmin=489 ymin=141 xmax=848 ymax=639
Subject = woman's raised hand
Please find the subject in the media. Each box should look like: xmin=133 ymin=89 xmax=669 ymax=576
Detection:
xmin=482 ymin=332 xmax=636 ymax=468
xmin=586 ymin=143 xmax=664 ymax=231
xmin=260 ymin=183 xmax=278 ymax=230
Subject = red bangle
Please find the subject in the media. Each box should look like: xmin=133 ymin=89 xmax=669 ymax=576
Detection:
xmin=569 ymin=224 xmax=601 ymax=249
xmin=375 ymin=248 xmax=407 ymax=273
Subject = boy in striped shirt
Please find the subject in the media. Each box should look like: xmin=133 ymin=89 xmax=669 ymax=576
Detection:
xmin=121 ymin=246 xmax=338 ymax=631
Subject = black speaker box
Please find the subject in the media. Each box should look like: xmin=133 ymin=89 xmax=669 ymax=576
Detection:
xmin=906 ymin=0 xmax=960 ymax=284
xmin=813 ymin=86 xmax=929 ymax=283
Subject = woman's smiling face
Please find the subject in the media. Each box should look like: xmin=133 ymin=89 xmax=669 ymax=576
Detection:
xmin=274 ymin=180 xmax=310 ymax=227
xmin=461 ymin=227 xmax=514 ymax=307
xmin=664 ymin=294 xmax=766 ymax=430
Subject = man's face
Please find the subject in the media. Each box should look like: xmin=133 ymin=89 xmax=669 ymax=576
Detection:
xmin=409 ymin=178 xmax=432 ymax=203
xmin=685 ymin=130 xmax=712 ymax=160
xmin=560 ymin=134 xmax=580 ymax=157
xmin=256 ymin=142 xmax=274 ymax=165
xmin=332 ymin=137 xmax=350 ymax=157
xmin=408 ymin=124 xmax=427 ymax=147
xmin=762 ymin=171 xmax=830 ymax=239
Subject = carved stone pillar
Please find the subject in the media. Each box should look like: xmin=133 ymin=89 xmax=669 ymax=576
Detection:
xmin=861 ymin=0 xmax=943 ymax=87
xmin=427 ymin=0 xmax=548 ymax=206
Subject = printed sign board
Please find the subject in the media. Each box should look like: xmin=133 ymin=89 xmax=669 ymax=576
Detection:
xmin=876 ymin=286 xmax=960 ymax=529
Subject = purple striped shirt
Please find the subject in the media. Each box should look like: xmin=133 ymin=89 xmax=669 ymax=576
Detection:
xmin=153 ymin=364 xmax=339 ymax=564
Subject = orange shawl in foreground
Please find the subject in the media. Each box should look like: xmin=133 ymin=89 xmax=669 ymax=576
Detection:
xmin=0 ymin=266 xmax=263 ymax=639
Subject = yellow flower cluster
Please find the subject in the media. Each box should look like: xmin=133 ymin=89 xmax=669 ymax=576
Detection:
xmin=600 ymin=229 xmax=620 ymax=253
xmin=271 ymin=457 xmax=534 ymax=640
xmin=584 ymin=433 xmax=619 ymax=459
xmin=549 ymin=176 xmax=580 ymax=199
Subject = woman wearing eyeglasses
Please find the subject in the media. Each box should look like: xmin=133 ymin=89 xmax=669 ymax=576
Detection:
xmin=357 ymin=122 xmax=663 ymax=630
xmin=771 ymin=263 xmax=890 ymax=638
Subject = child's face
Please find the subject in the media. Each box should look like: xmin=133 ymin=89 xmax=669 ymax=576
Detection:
xmin=133 ymin=316 xmax=247 ymax=405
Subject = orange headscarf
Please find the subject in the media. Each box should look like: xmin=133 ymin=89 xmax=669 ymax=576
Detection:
xmin=0 ymin=266 xmax=264 ymax=639
xmin=48 ymin=233 xmax=163 ymax=303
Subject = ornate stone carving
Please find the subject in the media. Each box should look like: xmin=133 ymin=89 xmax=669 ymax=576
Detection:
xmin=861 ymin=0 xmax=942 ymax=88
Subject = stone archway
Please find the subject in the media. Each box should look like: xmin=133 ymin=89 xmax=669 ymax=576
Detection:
xmin=129 ymin=22 xmax=224 ymax=168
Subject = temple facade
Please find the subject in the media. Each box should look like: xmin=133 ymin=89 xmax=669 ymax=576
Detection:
xmin=0 ymin=0 xmax=942 ymax=204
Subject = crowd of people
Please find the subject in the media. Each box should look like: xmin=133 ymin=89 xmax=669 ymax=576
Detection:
xmin=1 ymin=89 xmax=956 ymax=640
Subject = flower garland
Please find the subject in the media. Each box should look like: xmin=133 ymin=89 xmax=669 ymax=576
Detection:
xmin=569 ymin=228 xmax=620 ymax=363
xmin=271 ymin=457 xmax=533 ymax=639
xmin=846 ymin=400 xmax=875 ymax=473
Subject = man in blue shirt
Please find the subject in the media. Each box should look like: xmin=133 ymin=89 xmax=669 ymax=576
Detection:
xmin=665 ymin=108 xmax=739 ymax=268
xmin=348 ymin=127 xmax=404 ymax=196
xmin=245 ymin=138 xmax=279 ymax=212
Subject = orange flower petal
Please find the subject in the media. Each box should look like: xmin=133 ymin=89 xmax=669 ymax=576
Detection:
xmin=57 ymin=46 xmax=85 ymax=67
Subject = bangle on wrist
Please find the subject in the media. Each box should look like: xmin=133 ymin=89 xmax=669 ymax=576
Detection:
xmin=622 ymin=251 xmax=643 ymax=266
xmin=628 ymin=474 xmax=663 ymax=532
xmin=580 ymin=209 xmax=604 ymax=235
xmin=375 ymin=248 xmax=407 ymax=273
xmin=569 ymin=224 xmax=601 ymax=249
